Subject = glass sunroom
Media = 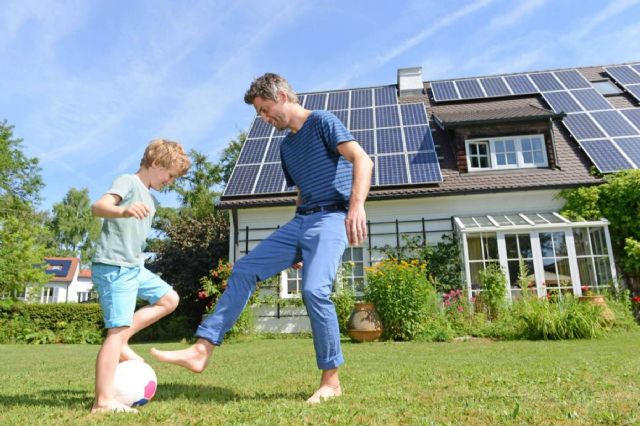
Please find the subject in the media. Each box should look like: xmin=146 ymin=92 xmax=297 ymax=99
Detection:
xmin=454 ymin=212 xmax=617 ymax=300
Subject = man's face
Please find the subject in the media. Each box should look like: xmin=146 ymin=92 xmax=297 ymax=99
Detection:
xmin=148 ymin=164 xmax=181 ymax=190
xmin=253 ymin=93 xmax=288 ymax=131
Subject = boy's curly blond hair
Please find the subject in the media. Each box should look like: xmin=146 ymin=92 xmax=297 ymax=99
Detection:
xmin=140 ymin=139 xmax=191 ymax=176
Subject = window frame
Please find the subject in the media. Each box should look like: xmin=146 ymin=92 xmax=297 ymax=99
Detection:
xmin=465 ymin=134 xmax=548 ymax=171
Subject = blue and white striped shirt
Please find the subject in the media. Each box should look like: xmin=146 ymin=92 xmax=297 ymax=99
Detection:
xmin=280 ymin=110 xmax=355 ymax=210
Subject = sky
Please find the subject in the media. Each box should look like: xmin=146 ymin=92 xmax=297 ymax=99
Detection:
xmin=2 ymin=0 xmax=640 ymax=211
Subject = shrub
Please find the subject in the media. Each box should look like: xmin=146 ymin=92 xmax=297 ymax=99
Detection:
xmin=364 ymin=259 xmax=438 ymax=341
xmin=476 ymin=263 xmax=507 ymax=320
xmin=331 ymin=286 xmax=355 ymax=337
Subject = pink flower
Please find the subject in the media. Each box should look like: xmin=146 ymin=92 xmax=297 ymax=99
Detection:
xmin=457 ymin=306 xmax=464 ymax=312
xmin=632 ymin=296 xmax=640 ymax=303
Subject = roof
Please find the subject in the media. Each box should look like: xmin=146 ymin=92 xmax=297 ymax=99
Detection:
xmin=44 ymin=257 xmax=79 ymax=283
xmin=453 ymin=212 xmax=608 ymax=233
xmin=218 ymin=62 xmax=640 ymax=209
xmin=78 ymin=269 xmax=92 ymax=279
xmin=433 ymin=105 xmax=562 ymax=128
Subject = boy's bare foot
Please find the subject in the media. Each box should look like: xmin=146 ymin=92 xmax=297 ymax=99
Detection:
xmin=306 ymin=385 xmax=342 ymax=404
xmin=119 ymin=344 xmax=144 ymax=362
xmin=91 ymin=400 xmax=139 ymax=414
xmin=150 ymin=343 xmax=211 ymax=373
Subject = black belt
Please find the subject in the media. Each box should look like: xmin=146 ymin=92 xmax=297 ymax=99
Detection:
xmin=296 ymin=203 xmax=348 ymax=215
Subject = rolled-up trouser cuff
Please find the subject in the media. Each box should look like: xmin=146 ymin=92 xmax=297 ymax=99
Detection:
xmin=317 ymin=353 xmax=344 ymax=370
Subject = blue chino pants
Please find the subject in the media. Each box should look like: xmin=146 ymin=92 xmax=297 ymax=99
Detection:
xmin=196 ymin=210 xmax=348 ymax=370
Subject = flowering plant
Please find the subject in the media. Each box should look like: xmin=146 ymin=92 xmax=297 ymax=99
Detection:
xmin=581 ymin=285 xmax=592 ymax=296
xmin=198 ymin=259 xmax=233 ymax=313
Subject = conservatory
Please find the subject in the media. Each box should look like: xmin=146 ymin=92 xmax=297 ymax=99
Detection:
xmin=454 ymin=212 xmax=617 ymax=300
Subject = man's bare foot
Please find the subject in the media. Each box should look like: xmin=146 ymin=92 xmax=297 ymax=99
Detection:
xmin=306 ymin=385 xmax=342 ymax=404
xmin=150 ymin=343 xmax=211 ymax=373
xmin=120 ymin=344 xmax=144 ymax=362
xmin=91 ymin=400 xmax=139 ymax=414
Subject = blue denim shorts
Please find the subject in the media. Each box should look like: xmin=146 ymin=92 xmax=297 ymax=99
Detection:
xmin=92 ymin=263 xmax=172 ymax=328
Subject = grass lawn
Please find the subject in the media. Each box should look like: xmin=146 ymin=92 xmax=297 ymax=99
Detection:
xmin=1 ymin=331 xmax=639 ymax=425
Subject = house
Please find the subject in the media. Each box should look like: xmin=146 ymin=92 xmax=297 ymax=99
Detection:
xmin=19 ymin=257 xmax=95 ymax=303
xmin=219 ymin=62 xmax=640 ymax=330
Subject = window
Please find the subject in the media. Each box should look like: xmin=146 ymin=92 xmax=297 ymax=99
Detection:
xmin=504 ymin=233 xmax=535 ymax=298
xmin=466 ymin=232 xmax=498 ymax=294
xmin=538 ymin=231 xmax=572 ymax=297
xmin=592 ymin=80 xmax=622 ymax=96
xmin=340 ymin=247 xmax=365 ymax=294
xmin=573 ymin=227 xmax=612 ymax=293
xmin=77 ymin=291 xmax=90 ymax=303
xmin=466 ymin=134 xmax=547 ymax=171
xmin=41 ymin=287 xmax=56 ymax=303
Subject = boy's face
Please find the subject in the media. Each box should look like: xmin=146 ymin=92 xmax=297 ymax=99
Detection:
xmin=148 ymin=163 xmax=181 ymax=190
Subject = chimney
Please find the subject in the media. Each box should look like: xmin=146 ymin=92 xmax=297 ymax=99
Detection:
xmin=397 ymin=67 xmax=424 ymax=97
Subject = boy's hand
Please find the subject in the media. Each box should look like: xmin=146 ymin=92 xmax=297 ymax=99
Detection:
xmin=122 ymin=202 xmax=150 ymax=219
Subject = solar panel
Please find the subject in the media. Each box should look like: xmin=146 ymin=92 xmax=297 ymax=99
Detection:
xmin=350 ymin=108 xmax=373 ymax=130
xmin=542 ymin=91 xmax=583 ymax=113
xmin=298 ymin=95 xmax=306 ymax=107
xmin=376 ymin=127 xmax=403 ymax=154
xmin=553 ymin=70 xmax=591 ymax=89
xmin=632 ymin=64 xmax=640 ymax=75
xmin=431 ymin=81 xmax=459 ymax=101
xmin=375 ymin=105 xmax=400 ymax=128
xmin=480 ymin=77 xmax=511 ymax=97
xmin=225 ymin=165 xmax=259 ymax=195
xmin=570 ymin=88 xmax=613 ymax=111
xmin=620 ymin=109 xmax=640 ymax=130
xmin=46 ymin=259 xmax=71 ymax=277
xmin=614 ymin=137 xmax=640 ymax=167
xmin=626 ymin=84 xmax=640 ymax=101
xmin=247 ymin=117 xmax=272 ymax=138
xmin=400 ymin=103 xmax=428 ymax=125
xmin=264 ymin=137 xmax=283 ymax=162
xmin=377 ymin=154 xmax=408 ymax=185
xmin=351 ymin=89 xmax=372 ymax=108
xmin=591 ymin=110 xmax=639 ymax=137
xmin=455 ymin=79 xmax=484 ymax=99
xmin=563 ymin=113 xmax=606 ymax=140
xmin=605 ymin=65 xmax=640 ymax=85
xmin=375 ymin=86 xmax=397 ymax=106
xmin=579 ymin=139 xmax=633 ymax=172
xmin=408 ymin=151 xmax=442 ymax=183
xmin=404 ymin=125 xmax=432 ymax=151
xmin=254 ymin=163 xmax=285 ymax=194
xmin=330 ymin=110 xmax=349 ymax=128
xmin=529 ymin=72 xmax=564 ymax=92
xmin=352 ymin=129 xmax=374 ymax=155
xmin=305 ymin=93 xmax=327 ymax=110
xmin=237 ymin=138 xmax=269 ymax=164
xmin=504 ymin=74 xmax=537 ymax=94
xmin=327 ymin=91 xmax=349 ymax=110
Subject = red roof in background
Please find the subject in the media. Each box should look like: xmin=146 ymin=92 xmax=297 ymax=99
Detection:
xmin=78 ymin=269 xmax=92 ymax=279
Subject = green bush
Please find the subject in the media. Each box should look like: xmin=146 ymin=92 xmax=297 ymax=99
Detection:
xmin=0 ymin=301 xmax=104 ymax=344
xmin=331 ymin=285 xmax=355 ymax=336
xmin=364 ymin=259 xmax=438 ymax=341
xmin=476 ymin=263 xmax=507 ymax=320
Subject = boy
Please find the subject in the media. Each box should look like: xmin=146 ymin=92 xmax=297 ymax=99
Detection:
xmin=90 ymin=139 xmax=190 ymax=413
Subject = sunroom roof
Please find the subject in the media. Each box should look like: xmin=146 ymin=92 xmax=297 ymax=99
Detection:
xmin=454 ymin=212 xmax=607 ymax=232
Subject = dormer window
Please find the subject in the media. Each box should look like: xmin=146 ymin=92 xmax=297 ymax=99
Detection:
xmin=466 ymin=134 xmax=547 ymax=171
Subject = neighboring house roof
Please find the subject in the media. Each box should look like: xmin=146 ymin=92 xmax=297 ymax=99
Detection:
xmin=219 ymin=62 xmax=640 ymax=209
xmin=44 ymin=257 xmax=79 ymax=283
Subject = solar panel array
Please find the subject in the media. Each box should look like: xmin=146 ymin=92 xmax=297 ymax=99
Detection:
xmin=224 ymin=86 xmax=442 ymax=197
xmin=432 ymin=66 xmax=640 ymax=173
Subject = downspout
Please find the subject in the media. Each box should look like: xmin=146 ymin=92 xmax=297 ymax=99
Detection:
xmin=231 ymin=208 xmax=239 ymax=263
xmin=549 ymin=117 xmax=561 ymax=170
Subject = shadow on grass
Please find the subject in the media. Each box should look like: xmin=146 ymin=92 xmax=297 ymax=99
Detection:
xmin=0 ymin=384 xmax=310 ymax=409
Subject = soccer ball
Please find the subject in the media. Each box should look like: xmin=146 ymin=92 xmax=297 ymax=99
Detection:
xmin=113 ymin=360 xmax=157 ymax=407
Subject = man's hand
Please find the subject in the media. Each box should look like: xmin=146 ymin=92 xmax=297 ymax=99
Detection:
xmin=345 ymin=204 xmax=367 ymax=246
xmin=122 ymin=202 xmax=150 ymax=219
xmin=292 ymin=262 xmax=303 ymax=269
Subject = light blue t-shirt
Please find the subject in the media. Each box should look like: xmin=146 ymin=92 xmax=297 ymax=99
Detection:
xmin=92 ymin=174 xmax=158 ymax=267
xmin=280 ymin=110 xmax=355 ymax=209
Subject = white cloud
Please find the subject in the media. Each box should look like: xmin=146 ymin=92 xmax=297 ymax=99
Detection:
xmin=563 ymin=0 xmax=640 ymax=43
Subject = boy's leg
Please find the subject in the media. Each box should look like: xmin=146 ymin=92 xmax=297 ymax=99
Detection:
xmin=299 ymin=211 xmax=348 ymax=403
xmin=151 ymin=216 xmax=304 ymax=371
xmin=93 ymin=327 xmax=139 ymax=413
xmin=118 ymin=269 xmax=180 ymax=361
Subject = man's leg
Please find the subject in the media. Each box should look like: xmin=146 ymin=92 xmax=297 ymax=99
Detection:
xmin=151 ymin=216 xmax=303 ymax=371
xmin=299 ymin=211 xmax=348 ymax=403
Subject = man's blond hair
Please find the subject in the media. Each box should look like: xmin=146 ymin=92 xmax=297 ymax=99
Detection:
xmin=140 ymin=139 xmax=191 ymax=176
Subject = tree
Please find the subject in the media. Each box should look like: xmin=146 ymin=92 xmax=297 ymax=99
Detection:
xmin=217 ymin=131 xmax=246 ymax=186
xmin=560 ymin=170 xmax=640 ymax=292
xmin=0 ymin=215 xmax=49 ymax=297
xmin=0 ymin=120 xmax=44 ymax=212
xmin=170 ymin=150 xmax=223 ymax=218
xmin=49 ymin=187 xmax=101 ymax=264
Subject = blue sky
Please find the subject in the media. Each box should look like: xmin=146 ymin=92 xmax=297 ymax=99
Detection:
xmin=2 ymin=0 xmax=640 ymax=211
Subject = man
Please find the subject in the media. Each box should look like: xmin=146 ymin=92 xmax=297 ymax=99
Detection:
xmin=151 ymin=73 xmax=373 ymax=404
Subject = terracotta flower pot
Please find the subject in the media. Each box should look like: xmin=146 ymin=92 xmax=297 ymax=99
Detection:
xmin=578 ymin=295 xmax=616 ymax=327
xmin=347 ymin=302 xmax=383 ymax=342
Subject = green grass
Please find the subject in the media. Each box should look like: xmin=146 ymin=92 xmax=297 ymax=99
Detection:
xmin=1 ymin=331 xmax=640 ymax=425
